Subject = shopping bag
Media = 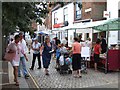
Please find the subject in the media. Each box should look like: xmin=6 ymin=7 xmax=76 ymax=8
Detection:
xmin=59 ymin=55 xmax=64 ymax=66
xmin=4 ymin=52 xmax=15 ymax=62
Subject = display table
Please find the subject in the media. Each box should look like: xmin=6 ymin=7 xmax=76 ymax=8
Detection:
xmin=108 ymin=49 xmax=120 ymax=71
xmin=90 ymin=49 xmax=120 ymax=72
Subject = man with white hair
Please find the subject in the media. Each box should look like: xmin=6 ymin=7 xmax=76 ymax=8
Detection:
xmin=18 ymin=32 xmax=29 ymax=79
xmin=30 ymin=38 xmax=41 ymax=70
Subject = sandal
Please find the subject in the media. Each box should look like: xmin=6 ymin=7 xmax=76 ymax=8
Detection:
xmin=15 ymin=82 xmax=19 ymax=86
xmin=73 ymin=75 xmax=78 ymax=78
xmin=78 ymin=75 xmax=82 ymax=78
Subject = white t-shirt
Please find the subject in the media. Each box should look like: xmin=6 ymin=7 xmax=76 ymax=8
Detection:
xmin=32 ymin=42 xmax=41 ymax=54
xmin=26 ymin=39 xmax=32 ymax=45
xmin=19 ymin=39 xmax=27 ymax=57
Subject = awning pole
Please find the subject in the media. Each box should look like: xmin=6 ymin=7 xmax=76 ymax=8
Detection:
xmin=105 ymin=24 xmax=109 ymax=74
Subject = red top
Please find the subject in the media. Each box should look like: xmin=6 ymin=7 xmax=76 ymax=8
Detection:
xmin=94 ymin=44 xmax=101 ymax=54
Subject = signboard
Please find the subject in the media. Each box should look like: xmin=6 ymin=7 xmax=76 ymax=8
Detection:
xmin=103 ymin=11 xmax=110 ymax=18
xmin=81 ymin=47 xmax=90 ymax=58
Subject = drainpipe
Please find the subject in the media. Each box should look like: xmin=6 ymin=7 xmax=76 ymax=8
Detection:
xmin=0 ymin=2 xmax=2 ymax=61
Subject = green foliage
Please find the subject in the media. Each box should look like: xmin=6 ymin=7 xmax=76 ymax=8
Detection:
xmin=2 ymin=2 xmax=49 ymax=35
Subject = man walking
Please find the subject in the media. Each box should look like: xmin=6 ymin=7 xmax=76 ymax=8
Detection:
xmin=30 ymin=38 xmax=41 ymax=70
xmin=18 ymin=32 xmax=29 ymax=79
xmin=100 ymin=36 xmax=107 ymax=54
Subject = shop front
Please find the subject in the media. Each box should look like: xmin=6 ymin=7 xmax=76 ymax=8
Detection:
xmin=92 ymin=18 xmax=120 ymax=73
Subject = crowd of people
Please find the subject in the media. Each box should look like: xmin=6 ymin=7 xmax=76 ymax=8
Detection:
xmin=5 ymin=32 xmax=107 ymax=86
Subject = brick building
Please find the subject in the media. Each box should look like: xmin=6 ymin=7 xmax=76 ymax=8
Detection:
xmin=45 ymin=1 xmax=107 ymax=46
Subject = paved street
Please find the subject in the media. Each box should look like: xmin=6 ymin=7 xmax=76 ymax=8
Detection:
xmin=26 ymin=51 xmax=119 ymax=88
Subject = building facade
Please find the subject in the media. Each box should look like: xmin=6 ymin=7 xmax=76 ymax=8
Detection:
xmin=107 ymin=0 xmax=120 ymax=46
xmin=49 ymin=1 xmax=106 ymax=46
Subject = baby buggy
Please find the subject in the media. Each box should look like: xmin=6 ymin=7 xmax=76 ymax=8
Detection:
xmin=81 ymin=57 xmax=88 ymax=74
xmin=56 ymin=49 xmax=72 ymax=74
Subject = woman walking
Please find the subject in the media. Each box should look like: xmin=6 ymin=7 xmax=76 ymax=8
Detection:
xmin=72 ymin=37 xmax=82 ymax=78
xmin=40 ymin=37 xmax=52 ymax=75
xmin=94 ymin=39 xmax=101 ymax=71
xmin=6 ymin=35 xmax=28 ymax=86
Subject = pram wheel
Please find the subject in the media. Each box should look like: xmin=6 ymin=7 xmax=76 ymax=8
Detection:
xmin=56 ymin=67 xmax=60 ymax=71
xmin=68 ymin=70 xmax=72 ymax=74
xmin=81 ymin=70 xmax=87 ymax=74
xmin=59 ymin=71 xmax=63 ymax=74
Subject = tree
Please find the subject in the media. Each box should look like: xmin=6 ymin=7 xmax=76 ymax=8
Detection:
xmin=2 ymin=2 xmax=49 ymax=35
xmin=2 ymin=2 xmax=49 ymax=58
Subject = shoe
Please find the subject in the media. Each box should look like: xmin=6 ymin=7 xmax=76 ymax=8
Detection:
xmin=15 ymin=82 xmax=19 ymax=86
xmin=37 ymin=67 xmax=41 ymax=69
xmin=30 ymin=68 xmax=33 ymax=70
xmin=25 ymin=74 xmax=29 ymax=77
xmin=73 ymin=75 xmax=78 ymax=78
xmin=18 ymin=75 xmax=21 ymax=77
xmin=77 ymin=75 xmax=82 ymax=78
xmin=25 ymin=75 xmax=29 ymax=79
xmin=45 ymin=73 xmax=49 ymax=76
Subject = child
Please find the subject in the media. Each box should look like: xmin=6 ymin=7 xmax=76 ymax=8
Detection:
xmin=55 ymin=44 xmax=61 ymax=68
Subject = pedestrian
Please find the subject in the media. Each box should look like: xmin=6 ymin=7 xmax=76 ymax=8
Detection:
xmin=18 ymin=32 xmax=29 ymax=79
xmin=94 ymin=38 xmax=101 ymax=71
xmin=85 ymin=38 xmax=92 ymax=68
xmin=78 ymin=34 xmax=84 ymax=43
xmin=6 ymin=35 xmax=28 ymax=86
xmin=100 ymin=36 xmax=107 ymax=54
xmin=26 ymin=37 xmax=32 ymax=54
xmin=61 ymin=37 xmax=68 ymax=47
xmin=30 ymin=38 xmax=41 ymax=70
xmin=38 ymin=33 xmax=42 ymax=43
xmin=55 ymin=44 xmax=61 ymax=69
xmin=55 ymin=37 xmax=61 ymax=46
xmin=40 ymin=37 xmax=52 ymax=75
xmin=72 ymin=37 xmax=82 ymax=78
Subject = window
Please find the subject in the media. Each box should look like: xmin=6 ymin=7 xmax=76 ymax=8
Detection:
xmin=54 ymin=12 xmax=57 ymax=24
xmin=86 ymin=33 xmax=89 ymax=39
xmin=75 ymin=2 xmax=82 ymax=20
xmin=118 ymin=10 xmax=120 ymax=17
xmin=63 ymin=7 xmax=68 ymax=22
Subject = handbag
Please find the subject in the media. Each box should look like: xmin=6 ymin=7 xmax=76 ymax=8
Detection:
xmin=4 ymin=52 xmax=16 ymax=62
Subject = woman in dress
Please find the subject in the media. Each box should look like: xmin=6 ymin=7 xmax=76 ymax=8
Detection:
xmin=40 ymin=36 xmax=52 ymax=75
xmin=6 ymin=35 xmax=28 ymax=86
xmin=72 ymin=37 xmax=82 ymax=78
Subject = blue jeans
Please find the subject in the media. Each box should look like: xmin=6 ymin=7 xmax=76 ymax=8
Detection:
xmin=18 ymin=57 xmax=28 ymax=76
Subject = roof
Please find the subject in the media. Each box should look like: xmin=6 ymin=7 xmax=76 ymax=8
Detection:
xmin=92 ymin=18 xmax=120 ymax=31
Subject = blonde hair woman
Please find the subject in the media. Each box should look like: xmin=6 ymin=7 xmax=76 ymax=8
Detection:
xmin=40 ymin=37 xmax=52 ymax=75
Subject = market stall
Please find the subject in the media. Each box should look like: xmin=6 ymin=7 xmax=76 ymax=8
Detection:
xmin=52 ymin=18 xmax=120 ymax=73
xmin=92 ymin=18 xmax=120 ymax=73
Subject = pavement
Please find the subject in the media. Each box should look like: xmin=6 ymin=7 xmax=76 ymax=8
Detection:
xmin=1 ymin=50 xmax=119 ymax=89
xmin=26 ymin=51 xmax=119 ymax=88
xmin=0 ymin=60 xmax=39 ymax=90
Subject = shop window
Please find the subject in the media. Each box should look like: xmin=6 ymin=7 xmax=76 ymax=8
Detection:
xmin=86 ymin=33 xmax=89 ymax=39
